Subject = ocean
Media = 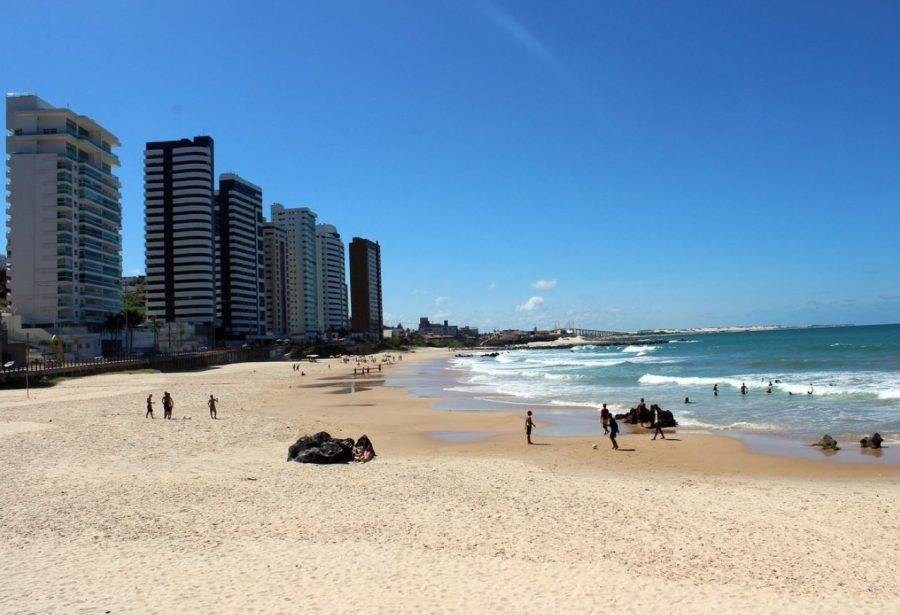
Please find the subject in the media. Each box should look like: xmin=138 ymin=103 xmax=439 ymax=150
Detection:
xmin=420 ymin=324 xmax=900 ymax=444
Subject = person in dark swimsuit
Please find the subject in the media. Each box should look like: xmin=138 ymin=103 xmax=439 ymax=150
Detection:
xmin=713 ymin=383 xmax=718 ymax=396
xmin=608 ymin=415 xmax=620 ymax=450
xmin=146 ymin=394 xmax=154 ymax=419
xmin=740 ymin=383 xmax=748 ymax=395
xmin=525 ymin=411 xmax=535 ymax=445
xmin=600 ymin=404 xmax=610 ymax=434
xmin=208 ymin=394 xmax=218 ymax=419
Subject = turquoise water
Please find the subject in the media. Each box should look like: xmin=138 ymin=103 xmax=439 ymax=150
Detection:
xmin=447 ymin=324 xmax=900 ymax=442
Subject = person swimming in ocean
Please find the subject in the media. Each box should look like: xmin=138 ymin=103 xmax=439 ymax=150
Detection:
xmin=713 ymin=383 xmax=718 ymax=396
xmin=740 ymin=383 xmax=748 ymax=395
xmin=684 ymin=397 xmax=691 ymax=404
xmin=807 ymin=384 xmax=813 ymax=395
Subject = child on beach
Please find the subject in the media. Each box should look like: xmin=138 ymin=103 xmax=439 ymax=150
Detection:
xmin=146 ymin=394 xmax=154 ymax=419
xmin=208 ymin=394 xmax=218 ymax=419
xmin=525 ymin=411 xmax=535 ymax=445
xmin=600 ymin=403 xmax=610 ymax=434
xmin=608 ymin=415 xmax=619 ymax=450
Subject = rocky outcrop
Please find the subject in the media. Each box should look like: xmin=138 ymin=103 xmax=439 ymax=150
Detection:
xmin=287 ymin=432 xmax=378 ymax=464
xmin=860 ymin=433 xmax=883 ymax=449
xmin=812 ymin=434 xmax=840 ymax=450
xmin=287 ymin=431 xmax=354 ymax=464
xmin=614 ymin=404 xmax=677 ymax=428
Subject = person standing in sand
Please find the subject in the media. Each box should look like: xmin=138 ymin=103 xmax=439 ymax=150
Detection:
xmin=608 ymin=415 xmax=620 ymax=450
xmin=652 ymin=405 xmax=666 ymax=440
xmin=208 ymin=394 xmax=218 ymax=419
xmin=162 ymin=392 xmax=173 ymax=420
xmin=600 ymin=403 xmax=610 ymax=434
xmin=146 ymin=394 xmax=154 ymax=419
xmin=525 ymin=411 xmax=535 ymax=445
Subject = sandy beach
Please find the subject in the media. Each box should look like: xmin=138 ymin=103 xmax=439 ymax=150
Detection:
xmin=1 ymin=349 xmax=898 ymax=613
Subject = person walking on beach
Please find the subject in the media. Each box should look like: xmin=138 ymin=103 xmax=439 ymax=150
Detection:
xmin=740 ymin=383 xmax=748 ymax=395
xmin=525 ymin=410 xmax=535 ymax=445
xmin=600 ymin=403 xmax=610 ymax=434
xmin=636 ymin=398 xmax=648 ymax=426
xmin=162 ymin=392 xmax=173 ymax=420
xmin=146 ymin=394 xmax=154 ymax=419
xmin=652 ymin=405 xmax=666 ymax=440
xmin=208 ymin=394 xmax=218 ymax=419
xmin=608 ymin=415 xmax=620 ymax=450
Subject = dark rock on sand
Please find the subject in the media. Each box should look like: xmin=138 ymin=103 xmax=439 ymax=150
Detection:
xmin=615 ymin=404 xmax=677 ymax=428
xmin=812 ymin=434 xmax=840 ymax=450
xmin=860 ymin=433 xmax=883 ymax=449
xmin=287 ymin=431 xmax=354 ymax=464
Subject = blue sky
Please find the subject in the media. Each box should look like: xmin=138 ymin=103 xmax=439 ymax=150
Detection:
xmin=4 ymin=0 xmax=900 ymax=331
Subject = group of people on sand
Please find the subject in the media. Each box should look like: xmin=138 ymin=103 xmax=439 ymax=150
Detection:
xmin=526 ymin=398 xmax=668 ymax=451
xmin=145 ymin=392 xmax=218 ymax=419
xmin=291 ymin=363 xmax=306 ymax=375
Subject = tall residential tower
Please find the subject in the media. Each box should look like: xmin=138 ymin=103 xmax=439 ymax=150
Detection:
xmin=349 ymin=237 xmax=383 ymax=340
xmin=5 ymin=94 xmax=123 ymax=327
xmin=315 ymin=223 xmax=348 ymax=333
xmin=215 ymin=173 xmax=265 ymax=336
xmin=270 ymin=204 xmax=318 ymax=338
xmin=144 ymin=136 xmax=216 ymax=326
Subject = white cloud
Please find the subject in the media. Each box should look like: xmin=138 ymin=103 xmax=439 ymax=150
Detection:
xmin=434 ymin=296 xmax=448 ymax=307
xmin=516 ymin=296 xmax=544 ymax=312
xmin=487 ymin=282 xmax=497 ymax=291
xmin=531 ymin=279 xmax=557 ymax=290
xmin=433 ymin=311 xmax=451 ymax=320
xmin=128 ymin=268 xmax=143 ymax=276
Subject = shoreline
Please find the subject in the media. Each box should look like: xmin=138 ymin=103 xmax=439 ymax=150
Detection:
xmin=1 ymin=349 xmax=899 ymax=612
xmin=392 ymin=350 xmax=900 ymax=469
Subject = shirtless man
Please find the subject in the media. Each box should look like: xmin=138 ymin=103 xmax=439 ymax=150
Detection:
xmin=208 ymin=394 xmax=218 ymax=419
xmin=525 ymin=411 xmax=535 ymax=445
xmin=146 ymin=394 xmax=154 ymax=419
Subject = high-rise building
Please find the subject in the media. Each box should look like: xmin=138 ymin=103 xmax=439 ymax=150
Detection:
xmin=215 ymin=173 xmax=265 ymax=336
xmin=315 ymin=223 xmax=348 ymax=333
xmin=270 ymin=204 xmax=318 ymax=338
xmin=144 ymin=136 xmax=216 ymax=325
xmin=5 ymin=94 xmax=123 ymax=327
xmin=261 ymin=222 xmax=287 ymax=336
xmin=349 ymin=237 xmax=383 ymax=340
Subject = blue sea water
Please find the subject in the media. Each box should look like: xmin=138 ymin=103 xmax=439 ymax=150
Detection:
xmin=445 ymin=324 xmax=900 ymax=442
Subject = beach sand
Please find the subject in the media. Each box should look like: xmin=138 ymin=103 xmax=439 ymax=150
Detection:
xmin=1 ymin=349 xmax=898 ymax=613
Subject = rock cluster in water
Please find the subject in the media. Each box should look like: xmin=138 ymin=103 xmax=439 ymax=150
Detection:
xmin=860 ymin=433 xmax=883 ymax=449
xmin=614 ymin=404 xmax=677 ymax=428
xmin=812 ymin=434 xmax=840 ymax=450
xmin=287 ymin=431 xmax=376 ymax=464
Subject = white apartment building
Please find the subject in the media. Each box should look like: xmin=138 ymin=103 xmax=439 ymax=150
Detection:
xmin=144 ymin=136 xmax=216 ymax=325
xmin=5 ymin=94 xmax=123 ymax=327
xmin=215 ymin=173 xmax=265 ymax=336
xmin=315 ymin=223 xmax=348 ymax=333
xmin=262 ymin=222 xmax=287 ymax=336
xmin=270 ymin=204 xmax=318 ymax=338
